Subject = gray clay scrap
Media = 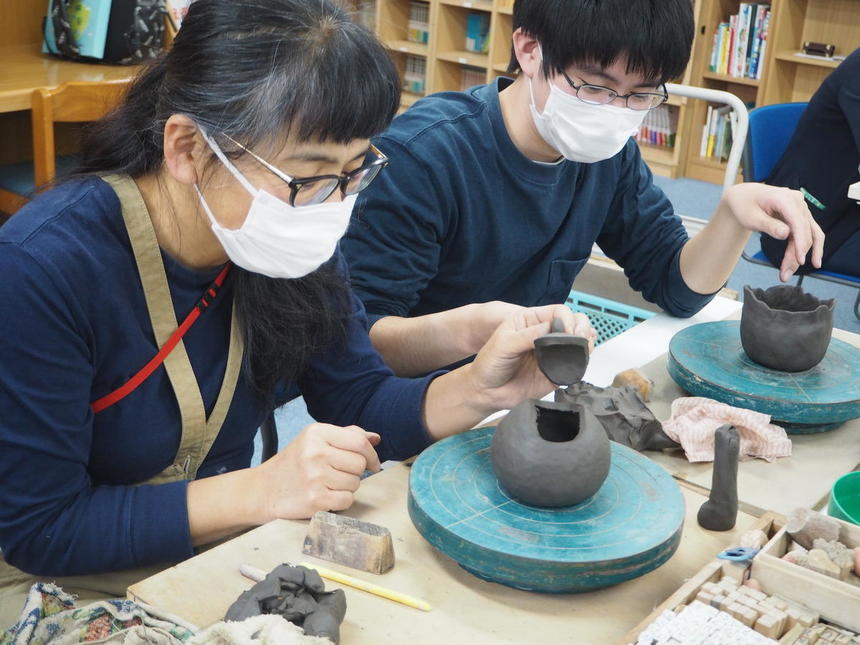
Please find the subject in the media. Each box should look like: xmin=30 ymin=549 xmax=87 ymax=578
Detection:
xmin=491 ymin=318 xmax=611 ymax=507
xmin=697 ymin=424 xmax=740 ymax=531
xmin=740 ymin=284 xmax=834 ymax=372
xmin=555 ymin=383 xmax=678 ymax=452
xmin=225 ymin=564 xmax=347 ymax=642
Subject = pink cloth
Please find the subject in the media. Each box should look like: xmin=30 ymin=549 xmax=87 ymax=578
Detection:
xmin=662 ymin=397 xmax=792 ymax=463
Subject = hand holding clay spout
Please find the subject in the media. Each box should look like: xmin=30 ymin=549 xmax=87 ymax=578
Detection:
xmin=466 ymin=306 xmax=590 ymax=411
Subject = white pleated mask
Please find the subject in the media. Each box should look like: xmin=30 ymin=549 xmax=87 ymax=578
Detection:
xmin=528 ymin=59 xmax=647 ymax=163
xmin=196 ymin=129 xmax=356 ymax=279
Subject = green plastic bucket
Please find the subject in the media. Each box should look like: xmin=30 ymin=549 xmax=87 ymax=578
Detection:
xmin=828 ymin=471 xmax=860 ymax=525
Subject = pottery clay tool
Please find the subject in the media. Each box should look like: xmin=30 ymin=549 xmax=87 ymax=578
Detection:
xmin=667 ymin=321 xmax=860 ymax=433
xmin=302 ymin=511 xmax=394 ymax=575
xmin=409 ymin=426 xmax=684 ymax=593
xmin=241 ymin=563 xmax=431 ymax=612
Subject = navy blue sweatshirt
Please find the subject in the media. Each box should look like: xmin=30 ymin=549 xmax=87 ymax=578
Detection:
xmin=0 ymin=177 xmax=435 ymax=576
xmin=761 ymin=47 xmax=860 ymax=274
xmin=343 ymin=78 xmax=714 ymax=328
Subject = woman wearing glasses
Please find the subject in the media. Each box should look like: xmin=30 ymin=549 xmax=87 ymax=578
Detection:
xmin=342 ymin=0 xmax=825 ymax=378
xmin=0 ymin=0 xmax=578 ymax=622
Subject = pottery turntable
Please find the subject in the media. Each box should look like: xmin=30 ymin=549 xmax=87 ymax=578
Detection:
xmin=667 ymin=320 xmax=860 ymax=434
xmin=407 ymin=426 xmax=685 ymax=593
xmin=408 ymin=320 xmax=686 ymax=593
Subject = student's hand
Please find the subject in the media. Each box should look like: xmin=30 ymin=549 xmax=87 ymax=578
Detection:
xmin=720 ymin=183 xmax=825 ymax=282
xmin=466 ymin=304 xmax=586 ymax=411
xmin=254 ymin=424 xmax=381 ymax=521
xmin=459 ymin=301 xmax=596 ymax=356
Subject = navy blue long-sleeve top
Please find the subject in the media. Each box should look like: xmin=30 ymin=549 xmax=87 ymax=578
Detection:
xmin=761 ymin=47 xmax=860 ymax=273
xmin=342 ymin=78 xmax=714 ymax=328
xmin=0 ymin=177 xmax=435 ymax=577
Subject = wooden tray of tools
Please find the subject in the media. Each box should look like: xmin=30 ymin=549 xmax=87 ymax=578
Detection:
xmin=621 ymin=512 xmax=860 ymax=644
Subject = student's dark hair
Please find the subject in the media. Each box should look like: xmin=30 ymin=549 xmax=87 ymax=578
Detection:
xmin=508 ymin=0 xmax=694 ymax=84
xmin=76 ymin=0 xmax=400 ymax=397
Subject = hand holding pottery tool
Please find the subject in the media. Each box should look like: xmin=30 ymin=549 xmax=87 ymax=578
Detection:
xmin=697 ymin=424 xmax=740 ymax=531
xmin=740 ymin=285 xmax=834 ymax=372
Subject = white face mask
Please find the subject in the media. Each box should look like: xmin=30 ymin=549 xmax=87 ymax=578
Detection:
xmin=195 ymin=129 xmax=356 ymax=279
xmin=528 ymin=66 xmax=647 ymax=164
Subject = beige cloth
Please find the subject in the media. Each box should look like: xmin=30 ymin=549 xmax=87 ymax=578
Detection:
xmin=662 ymin=396 xmax=792 ymax=463
xmin=1 ymin=174 xmax=244 ymax=629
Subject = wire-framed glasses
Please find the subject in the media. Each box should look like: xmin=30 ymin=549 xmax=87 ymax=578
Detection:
xmin=224 ymin=135 xmax=389 ymax=206
xmin=561 ymin=71 xmax=668 ymax=111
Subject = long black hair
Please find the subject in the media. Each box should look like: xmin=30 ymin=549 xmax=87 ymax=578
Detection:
xmin=77 ymin=0 xmax=400 ymax=396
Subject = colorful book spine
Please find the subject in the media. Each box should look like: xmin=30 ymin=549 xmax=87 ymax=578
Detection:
xmin=707 ymin=5 xmax=771 ymax=80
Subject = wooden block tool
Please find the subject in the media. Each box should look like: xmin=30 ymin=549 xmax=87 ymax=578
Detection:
xmin=302 ymin=511 xmax=395 ymax=575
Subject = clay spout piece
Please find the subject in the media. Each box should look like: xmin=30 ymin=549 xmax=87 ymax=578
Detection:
xmin=740 ymin=284 xmax=835 ymax=372
xmin=534 ymin=317 xmax=590 ymax=386
xmin=697 ymin=424 xmax=740 ymax=531
xmin=491 ymin=399 xmax=611 ymax=508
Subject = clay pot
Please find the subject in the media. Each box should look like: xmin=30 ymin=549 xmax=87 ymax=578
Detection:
xmin=740 ymin=285 xmax=835 ymax=372
xmin=491 ymin=400 xmax=611 ymax=507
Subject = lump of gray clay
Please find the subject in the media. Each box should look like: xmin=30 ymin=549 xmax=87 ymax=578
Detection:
xmin=225 ymin=564 xmax=347 ymax=643
xmin=491 ymin=399 xmax=610 ymax=507
xmin=697 ymin=425 xmax=740 ymax=531
xmin=556 ymin=382 xmax=678 ymax=452
xmin=740 ymin=284 xmax=834 ymax=372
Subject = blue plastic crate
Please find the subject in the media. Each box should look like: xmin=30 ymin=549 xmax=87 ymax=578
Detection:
xmin=565 ymin=290 xmax=655 ymax=346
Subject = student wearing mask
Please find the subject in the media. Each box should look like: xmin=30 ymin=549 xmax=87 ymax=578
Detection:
xmin=342 ymin=0 xmax=825 ymax=377
xmin=0 ymin=0 xmax=576 ymax=625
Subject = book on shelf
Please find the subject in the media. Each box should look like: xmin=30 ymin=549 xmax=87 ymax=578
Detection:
xmin=699 ymin=104 xmax=736 ymax=162
xmin=404 ymin=55 xmax=427 ymax=94
xmin=408 ymin=1 xmax=430 ymax=45
xmin=461 ymin=66 xmax=486 ymax=91
xmin=636 ymin=105 xmax=678 ymax=149
xmin=708 ymin=3 xmax=771 ymax=80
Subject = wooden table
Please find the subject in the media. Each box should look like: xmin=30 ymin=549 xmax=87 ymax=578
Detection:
xmin=642 ymin=325 xmax=860 ymax=517
xmin=129 ymin=464 xmax=759 ymax=644
xmin=0 ymin=45 xmax=139 ymax=114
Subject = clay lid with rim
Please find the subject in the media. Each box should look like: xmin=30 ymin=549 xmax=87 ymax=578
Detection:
xmin=533 ymin=318 xmax=590 ymax=386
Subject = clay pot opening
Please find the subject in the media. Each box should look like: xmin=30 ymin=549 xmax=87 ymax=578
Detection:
xmin=536 ymin=407 xmax=580 ymax=443
xmin=750 ymin=286 xmax=830 ymax=314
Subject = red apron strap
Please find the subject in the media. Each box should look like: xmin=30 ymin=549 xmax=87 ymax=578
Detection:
xmin=91 ymin=263 xmax=232 ymax=413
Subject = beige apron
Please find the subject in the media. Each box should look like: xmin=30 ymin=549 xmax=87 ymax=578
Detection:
xmin=0 ymin=174 xmax=244 ymax=628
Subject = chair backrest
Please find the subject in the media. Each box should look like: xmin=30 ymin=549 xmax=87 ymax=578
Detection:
xmin=30 ymin=80 xmax=129 ymax=187
xmin=742 ymin=102 xmax=807 ymax=183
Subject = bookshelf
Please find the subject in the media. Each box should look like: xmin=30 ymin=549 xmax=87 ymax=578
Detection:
xmin=350 ymin=0 xmax=859 ymax=183
xmin=684 ymin=0 xmax=860 ymax=184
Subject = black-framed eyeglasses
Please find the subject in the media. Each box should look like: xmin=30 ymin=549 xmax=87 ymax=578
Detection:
xmin=560 ymin=72 xmax=668 ymax=111
xmin=224 ymin=135 xmax=389 ymax=207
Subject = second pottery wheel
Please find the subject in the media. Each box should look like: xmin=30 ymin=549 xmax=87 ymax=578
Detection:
xmin=667 ymin=321 xmax=860 ymax=433
xmin=408 ymin=427 xmax=684 ymax=593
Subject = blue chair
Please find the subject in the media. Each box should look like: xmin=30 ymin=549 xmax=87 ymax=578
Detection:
xmin=742 ymin=102 xmax=860 ymax=319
